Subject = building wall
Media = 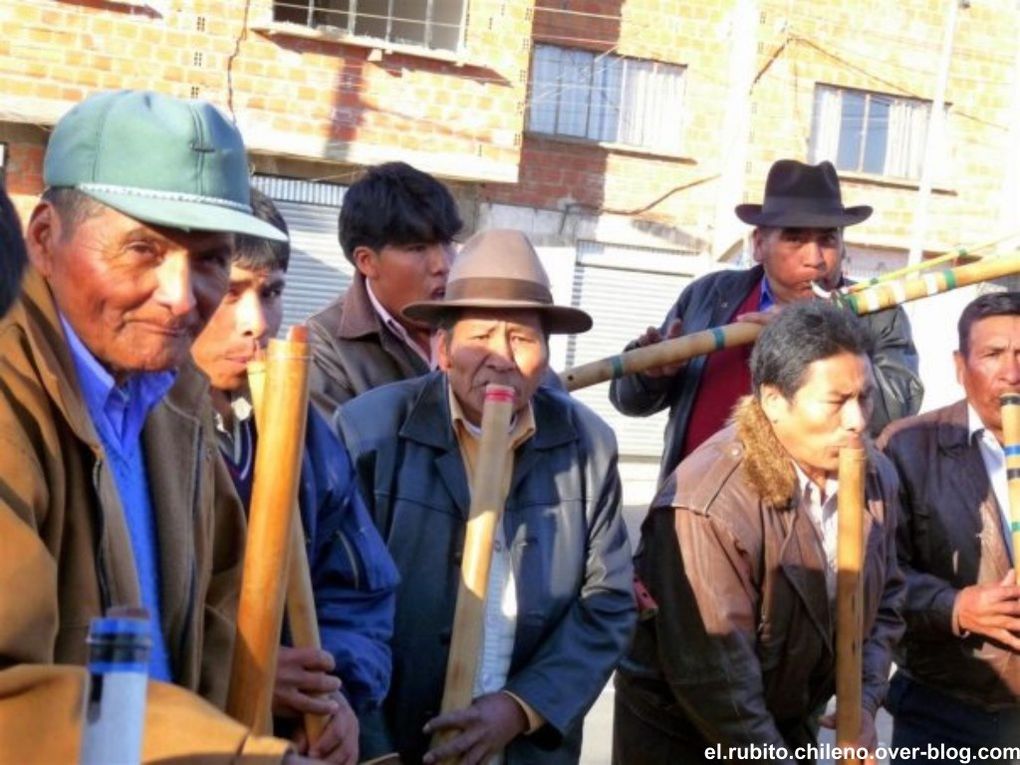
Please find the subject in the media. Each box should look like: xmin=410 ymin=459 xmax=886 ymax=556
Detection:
xmin=0 ymin=0 xmax=536 ymax=216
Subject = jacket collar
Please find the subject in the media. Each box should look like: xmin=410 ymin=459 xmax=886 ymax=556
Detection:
xmin=13 ymin=267 xmax=102 ymax=449
xmin=338 ymin=273 xmax=385 ymax=340
xmin=400 ymin=371 xmax=578 ymax=516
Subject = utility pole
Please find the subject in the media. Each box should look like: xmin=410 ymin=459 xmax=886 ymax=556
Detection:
xmin=710 ymin=0 xmax=757 ymax=262
xmin=907 ymin=0 xmax=967 ymax=266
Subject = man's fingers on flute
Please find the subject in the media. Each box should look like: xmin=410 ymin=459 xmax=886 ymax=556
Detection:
xmin=991 ymin=628 xmax=1020 ymax=652
xmin=422 ymin=727 xmax=485 ymax=764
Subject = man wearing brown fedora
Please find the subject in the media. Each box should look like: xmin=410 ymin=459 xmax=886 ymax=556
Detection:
xmin=610 ymin=158 xmax=923 ymax=482
xmin=335 ymin=229 xmax=635 ymax=765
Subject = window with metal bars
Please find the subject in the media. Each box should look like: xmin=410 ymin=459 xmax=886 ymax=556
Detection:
xmin=273 ymin=0 xmax=467 ymax=52
xmin=810 ymin=85 xmax=934 ymax=180
xmin=527 ymin=44 xmax=686 ymax=155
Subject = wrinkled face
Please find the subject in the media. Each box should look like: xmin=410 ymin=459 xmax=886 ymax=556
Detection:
xmin=28 ymin=201 xmax=232 ymax=378
xmin=354 ymin=241 xmax=454 ymax=331
xmin=755 ymin=227 xmax=843 ymax=304
xmin=191 ymin=264 xmax=286 ymax=392
xmin=762 ymin=351 xmax=874 ymax=484
xmin=955 ymin=315 xmax=1020 ymax=443
xmin=437 ymin=309 xmax=549 ymax=426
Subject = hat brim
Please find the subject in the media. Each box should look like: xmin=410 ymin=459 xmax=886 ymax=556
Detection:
xmin=81 ymin=187 xmax=289 ymax=242
xmin=734 ymin=204 xmax=872 ymax=228
xmin=404 ymin=298 xmax=593 ymax=335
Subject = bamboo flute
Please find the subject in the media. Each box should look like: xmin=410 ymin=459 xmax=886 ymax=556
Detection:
xmin=560 ymin=251 xmax=1020 ymax=391
xmin=226 ymin=326 xmax=311 ymax=733
xmin=247 ymin=345 xmax=328 ymax=744
xmin=1000 ymin=394 xmax=1020 ymax=581
xmin=432 ymin=384 xmax=516 ymax=763
xmin=835 ymin=446 xmax=867 ymax=765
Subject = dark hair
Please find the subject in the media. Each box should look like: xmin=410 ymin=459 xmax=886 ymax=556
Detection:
xmin=751 ymin=301 xmax=874 ymax=399
xmin=40 ymin=187 xmax=102 ymax=238
xmin=0 ymin=184 xmax=27 ymax=317
xmin=338 ymin=162 xmax=462 ymax=263
xmin=957 ymin=291 xmax=1020 ymax=357
xmin=234 ymin=187 xmax=290 ymax=272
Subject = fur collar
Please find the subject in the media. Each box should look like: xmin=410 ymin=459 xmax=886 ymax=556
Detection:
xmin=732 ymin=395 xmax=797 ymax=510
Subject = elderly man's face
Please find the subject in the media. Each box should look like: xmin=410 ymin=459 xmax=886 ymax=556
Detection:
xmin=28 ymin=201 xmax=232 ymax=378
xmin=754 ymin=227 xmax=843 ymax=304
xmin=955 ymin=314 xmax=1020 ymax=444
xmin=437 ymin=308 xmax=549 ymax=426
xmin=762 ymin=351 xmax=874 ymax=486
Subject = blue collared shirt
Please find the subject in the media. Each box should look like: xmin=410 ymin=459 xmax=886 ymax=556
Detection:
xmin=60 ymin=315 xmax=176 ymax=681
xmin=760 ymin=276 xmax=776 ymax=312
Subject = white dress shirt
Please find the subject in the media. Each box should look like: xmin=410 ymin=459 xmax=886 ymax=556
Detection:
xmin=794 ymin=464 xmax=840 ymax=603
xmin=968 ymin=404 xmax=1013 ymax=559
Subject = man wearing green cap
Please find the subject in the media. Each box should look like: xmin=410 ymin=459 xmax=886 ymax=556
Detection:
xmin=0 ymin=90 xmax=302 ymax=761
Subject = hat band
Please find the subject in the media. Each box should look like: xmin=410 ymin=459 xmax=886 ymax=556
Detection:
xmin=446 ymin=277 xmax=553 ymax=305
xmin=761 ymin=194 xmax=848 ymax=216
xmin=77 ymin=182 xmax=252 ymax=213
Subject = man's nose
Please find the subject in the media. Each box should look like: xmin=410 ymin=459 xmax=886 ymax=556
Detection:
xmin=430 ymin=243 xmax=453 ymax=275
xmin=843 ymin=399 xmax=866 ymax=435
xmin=485 ymin=331 xmax=516 ymax=370
xmin=804 ymin=239 xmax=826 ymax=269
xmin=237 ymin=291 xmax=268 ymax=339
xmin=153 ymin=253 xmax=197 ymax=317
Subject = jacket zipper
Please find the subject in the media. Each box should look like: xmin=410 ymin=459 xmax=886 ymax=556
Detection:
xmin=177 ymin=430 xmax=202 ymax=673
xmin=91 ymin=456 xmax=112 ymax=612
xmin=335 ymin=528 xmax=362 ymax=591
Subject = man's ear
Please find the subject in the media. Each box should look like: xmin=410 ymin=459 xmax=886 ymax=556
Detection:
xmin=759 ymin=384 xmax=788 ymax=424
xmin=435 ymin=328 xmax=451 ymax=371
xmin=353 ymin=245 xmax=380 ymax=280
xmin=25 ymin=202 xmax=61 ymax=277
xmin=953 ymin=349 xmax=965 ymax=388
xmin=751 ymin=227 xmax=766 ymax=265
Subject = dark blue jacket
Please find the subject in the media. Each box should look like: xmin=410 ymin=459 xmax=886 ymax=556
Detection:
xmin=242 ymin=406 xmax=398 ymax=713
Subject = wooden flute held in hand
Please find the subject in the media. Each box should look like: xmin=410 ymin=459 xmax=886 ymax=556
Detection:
xmin=432 ymin=384 xmax=516 ymax=764
xmin=560 ymin=251 xmax=1020 ymax=392
xmin=999 ymin=394 xmax=1020 ymax=582
xmin=227 ymin=327 xmax=311 ymax=734
xmin=246 ymin=350 xmax=328 ymax=744
xmin=836 ymin=446 xmax=867 ymax=765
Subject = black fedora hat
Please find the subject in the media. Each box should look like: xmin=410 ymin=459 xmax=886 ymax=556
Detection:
xmin=735 ymin=159 xmax=872 ymax=228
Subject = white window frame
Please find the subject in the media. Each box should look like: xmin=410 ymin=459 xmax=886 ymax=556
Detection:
xmin=528 ymin=44 xmax=686 ymax=155
xmin=272 ymin=0 xmax=467 ymax=53
xmin=810 ymin=84 xmax=933 ymax=181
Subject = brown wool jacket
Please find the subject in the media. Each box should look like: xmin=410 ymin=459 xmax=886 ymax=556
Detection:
xmin=614 ymin=398 xmax=905 ymax=763
xmin=307 ymin=273 xmax=429 ymax=417
xmin=0 ymin=267 xmax=289 ymax=761
xmin=879 ymin=400 xmax=1020 ymax=709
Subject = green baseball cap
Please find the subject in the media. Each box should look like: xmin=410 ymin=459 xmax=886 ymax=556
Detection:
xmin=44 ymin=90 xmax=286 ymax=242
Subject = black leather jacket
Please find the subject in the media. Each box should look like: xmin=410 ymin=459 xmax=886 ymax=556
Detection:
xmin=609 ymin=264 xmax=924 ymax=483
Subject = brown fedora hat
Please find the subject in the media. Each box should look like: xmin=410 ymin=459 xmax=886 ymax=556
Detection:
xmin=735 ymin=159 xmax=872 ymax=228
xmin=403 ymin=229 xmax=593 ymax=334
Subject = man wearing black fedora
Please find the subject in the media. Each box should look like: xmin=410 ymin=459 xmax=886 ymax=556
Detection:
xmin=610 ymin=158 xmax=923 ymax=483
xmin=335 ymin=229 xmax=635 ymax=765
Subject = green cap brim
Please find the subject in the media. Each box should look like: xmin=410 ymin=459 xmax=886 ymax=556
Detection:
xmin=81 ymin=186 xmax=288 ymax=242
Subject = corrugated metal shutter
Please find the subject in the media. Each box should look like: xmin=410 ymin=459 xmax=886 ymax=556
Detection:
xmin=566 ymin=241 xmax=702 ymax=459
xmin=252 ymin=175 xmax=353 ymax=331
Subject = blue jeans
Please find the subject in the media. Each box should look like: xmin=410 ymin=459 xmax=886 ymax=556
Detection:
xmin=886 ymin=673 xmax=1020 ymax=764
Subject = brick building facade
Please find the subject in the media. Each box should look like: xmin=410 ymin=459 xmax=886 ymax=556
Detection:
xmin=3 ymin=0 xmax=1019 ymax=499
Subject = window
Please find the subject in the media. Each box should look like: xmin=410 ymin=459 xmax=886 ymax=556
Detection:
xmin=810 ymin=85 xmax=931 ymax=180
xmin=272 ymin=0 xmax=467 ymax=52
xmin=528 ymin=44 xmax=686 ymax=155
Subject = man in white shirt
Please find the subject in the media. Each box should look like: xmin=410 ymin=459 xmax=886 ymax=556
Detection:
xmin=614 ymin=300 xmax=905 ymax=764
xmin=879 ymin=291 xmax=1020 ymax=761
xmin=335 ymin=230 xmax=635 ymax=765
xmin=306 ymin=162 xmax=462 ymax=415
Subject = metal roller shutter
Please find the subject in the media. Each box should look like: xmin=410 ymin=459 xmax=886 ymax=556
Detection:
xmin=252 ymin=175 xmax=353 ymax=331
xmin=566 ymin=241 xmax=704 ymax=459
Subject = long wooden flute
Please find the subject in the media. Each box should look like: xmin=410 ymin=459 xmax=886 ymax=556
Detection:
xmin=432 ymin=384 xmax=515 ymax=764
xmin=560 ymin=251 xmax=1020 ymax=391
xmin=836 ymin=446 xmax=867 ymax=765
xmin=247 ymin=349 xmax=328 ymax=744
xmin=227 ymin=327 xmax=311 ymax=733
xmin=1000 ymin=394 xmax=1020 ymax=582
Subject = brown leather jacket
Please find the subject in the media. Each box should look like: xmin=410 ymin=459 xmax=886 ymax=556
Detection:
xmin=307 ymin=273 xmax=429 ymax=416
xmin=879 ymin=400 xmax=1020 ymax=709
xmin=0 ymin=268 xmax=289 ymax=760
xmin=615 ymin=398 xmax=905 ymax=761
